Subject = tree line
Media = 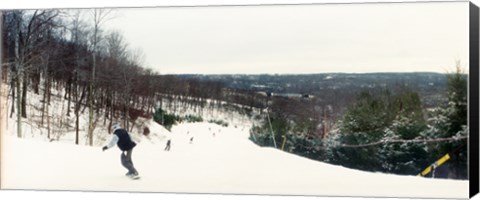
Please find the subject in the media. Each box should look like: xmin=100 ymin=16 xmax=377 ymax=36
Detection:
xmin=250 ymin=65 xmax=468 ymax=179
xmin=1 ymin=9 xmax=259 ymax=145
xmin=1 ymin=9 xmax=231 ymax=145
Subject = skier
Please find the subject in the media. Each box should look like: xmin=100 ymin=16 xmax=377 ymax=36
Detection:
xmin=164 ymin=139 xmax=171 ymax=151
xmin=102 ymin=122 xmax=139 ymax=179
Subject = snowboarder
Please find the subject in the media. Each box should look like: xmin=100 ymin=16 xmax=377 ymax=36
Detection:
xmin=164 ymin=139 xmax=171 ymax=151
xmin=102 ymin=122 xmax=139 ymax=179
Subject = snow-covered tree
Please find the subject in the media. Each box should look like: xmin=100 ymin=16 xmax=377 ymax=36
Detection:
xmin=419 ymin=64 xmax=468 ymax=179
xmin=331 ymin=88 xmax=428 ymax=174
xmin=378 ymin=116 xmax=428 ymax=175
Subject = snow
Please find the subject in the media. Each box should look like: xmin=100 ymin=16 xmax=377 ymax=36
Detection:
xmin=158 ymin=93 xmax=260 ymax=128
xmin=0 ymin=84 xmax=470 ymax=200
xmin=1 ymin=120 xmax=468 ymax=199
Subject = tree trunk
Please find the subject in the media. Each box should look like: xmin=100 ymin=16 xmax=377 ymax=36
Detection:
xmin=16 ymin=69 xmax=22 ymax=138
xmin=96 ymin=88 xmax=102 ymax=115
xmin=123 ymin=99 xmax=128 ymax=131
xmin=104 ymin=89 xmax=111 ymax=125
xmin=75 ymin=108 xmax=79 ymax=145
xmin=88 ymin=79 xmax=94 ymax=146
xmin=41 ymin=75 xmax=46 ymax=125
xmin=10 ymin=77 xmax=15 ymax=118
xmin=147 ymin=96 xmax=153 ymax=115
xmin=46 ymin=96 xmax=50 ymax=139
xmin=88 ymin=23 xmax=98 ymax=146
xmin=47 ymin=77 xmax=51 ymax=106
xmin=76 ymin=85 xmax=88 ymax=144
xmin=32 ymin=70 xmax=40 ymax=94
xmin=13 ymin=12 xmax=23 ymax=138
xmin=81 ymin=85 xmax=88 ymax=113
xmin=109 ymin=91 xmax=115 ymax=128
xmin=21 ymin=65 xmax=27 ymax=118
xmin=66 ymin=78 xmax=72 ymax=117
xmin=74 ymin=78 xmax=79 ymax=145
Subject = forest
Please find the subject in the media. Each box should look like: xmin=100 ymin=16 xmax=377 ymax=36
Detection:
xmin=1 ymin=9 xmax=468 ymax=179
xmin=1 ymin=9 xmax=230 ymax=144
xmin=247 ymin=68 xmax=468 ymax=179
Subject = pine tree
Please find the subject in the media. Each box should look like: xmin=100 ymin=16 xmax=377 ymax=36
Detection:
xmin=331 ymin=88 xmax=428 ymax=174
xmin=153 ymin=108 xmax=177 ymax=131
xmin=421 ymin=64 xmax=468 ymax=179
xmin=379 ymin=116 xmax=428 ymax=175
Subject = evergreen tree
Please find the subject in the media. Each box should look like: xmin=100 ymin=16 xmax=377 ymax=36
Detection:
xmin=379 ymin=116 xmax=428 ymax=175
xmin=249 ymin=115 xmax=290 ymax=148
xmin=331 ymin=88 xmax=428 ymax=174
xmin=153 ymin=108 xmax=178 ymax=131
xmin=421 ymin=65 xmax=468 ymax=179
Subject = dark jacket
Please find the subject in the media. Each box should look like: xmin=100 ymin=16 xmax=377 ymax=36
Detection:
xmin=113 ymin=128 xmax=137 ymax=151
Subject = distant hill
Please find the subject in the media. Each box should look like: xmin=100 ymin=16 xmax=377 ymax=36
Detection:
xmin=178 ymin=72 xmax=450 ymax=108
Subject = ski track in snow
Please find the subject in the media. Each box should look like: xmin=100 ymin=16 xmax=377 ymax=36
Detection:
xmin=1 ymin=120 xmax=468 ymax=199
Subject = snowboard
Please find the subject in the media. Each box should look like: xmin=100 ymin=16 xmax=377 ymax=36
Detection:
xmin=126 ymin=174 xmax=141 ymax=180
xmin=128 ymin=175 xmax=141 ymax=180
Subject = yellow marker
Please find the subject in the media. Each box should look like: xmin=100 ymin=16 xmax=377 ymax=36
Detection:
xmin=436 ymin=154 xmax=451 ymax=166
xmin=419 ymin=166 xmax=433 ymax=177
xmin=418 ymin=154 xmax=450 ymax=176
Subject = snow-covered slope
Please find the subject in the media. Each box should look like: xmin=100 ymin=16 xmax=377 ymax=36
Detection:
xmin=0 ymin=83 xmax=469 ymax=199
xmin=1 ymin=120 xmax=468 ymax=199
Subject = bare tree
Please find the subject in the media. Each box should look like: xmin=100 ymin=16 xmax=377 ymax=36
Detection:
xmin=88 ymin=8 xmax=113 ymax=146
xmin=68 ymin=10 xmax=90 ymax=145
xmin=121 ymin=49 xmax=142 ymax=131
xmin=4 ymin=10 xmax=59 ymax=138
xmin=104 ymin=29 xmax=128 ymax=129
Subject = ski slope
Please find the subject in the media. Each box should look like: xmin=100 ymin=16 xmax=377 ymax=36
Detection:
xmin=1 ymin=120 xmax=468 ymax=199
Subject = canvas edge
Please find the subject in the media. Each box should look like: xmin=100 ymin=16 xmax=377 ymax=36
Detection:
xmin=470 ymin=1 xmax=480 ymax=199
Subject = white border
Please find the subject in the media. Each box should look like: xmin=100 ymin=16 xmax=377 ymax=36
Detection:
xmin=0 ymin=0 xmax=468 ymax=9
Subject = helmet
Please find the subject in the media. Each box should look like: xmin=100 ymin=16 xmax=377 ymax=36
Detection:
xmin=112 ymin=122 xmax=121 ymax=130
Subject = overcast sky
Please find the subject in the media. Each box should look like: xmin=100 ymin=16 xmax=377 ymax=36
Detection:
xmin=2 ymin=1 xmax=470 ymax=74
xmin=100 ymin=2 xmax=469 ymax=74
